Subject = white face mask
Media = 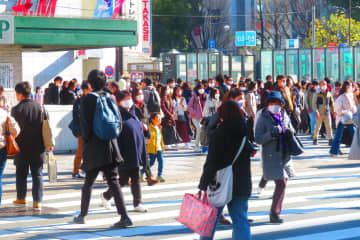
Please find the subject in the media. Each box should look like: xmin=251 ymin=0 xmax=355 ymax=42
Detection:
xmin=209 ymin=83 xmax=215 ymax=88
xmin=315 ymin=86 xmax=320 ymax=93
xmin=136 ymin=95 xmax=144 ymax=101
xmin=165 ymin=89 xmax=170 ymax=95
xmin=177 ymin=91 xmax=183 ymax=96
xmin=198 ymin=89 xmax=205 ymax=95
xmin=215 ymin=94 xmax=220 ymax=100
xmin=228 ymin=81 xmax=233 ymax=85
xmin=170 ymin=83 xmax=176 ymax=88
xmin=122 ymin=99 xmax=133 ymax=109
xmin=348 ymin=87 xmax=354 ymax=93
xmin=321 ymin=85 xmax=328 ymax=91
xmin=268 ymin=105 xmax=281 ymax=114
xmin=240 ymin=87 xmax=247 ymax=91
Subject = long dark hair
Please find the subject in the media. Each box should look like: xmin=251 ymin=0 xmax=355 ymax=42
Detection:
xmin=339 ymin=80 xmax=353 ymax=96
xmin=160 ymin=85 xmax=170 ymax=100
xmin=172 ymin=86 xmax=182 ymax=100
xmin=193 ymin=84 xmax=206 ymax=101
xmin=218 ymin=101 xmax=245 ymax=121
xmin=222 ymin=88 xmax=242 ymax=102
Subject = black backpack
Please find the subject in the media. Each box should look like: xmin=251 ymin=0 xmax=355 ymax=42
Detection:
xmin=147 ymin=89 xmax=161 ymax=113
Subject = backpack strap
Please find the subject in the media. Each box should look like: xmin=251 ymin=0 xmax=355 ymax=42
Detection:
xmin=231 ymin=136 xmax=247 ymax=165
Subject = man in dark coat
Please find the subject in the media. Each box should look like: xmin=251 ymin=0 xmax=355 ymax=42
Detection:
xmin=60 ymin=81 xmax=76 ymax=105
xmin=45 ymin=76 xmax=62 ymax=104
xmin=12 ymin=82 xmax=45 ymax=211
xmin=73 ymin=69 xmax=132 ymax=228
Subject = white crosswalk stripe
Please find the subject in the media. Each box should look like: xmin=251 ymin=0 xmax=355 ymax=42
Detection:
xmin=1 ymin=164 xmax=360 ymax=240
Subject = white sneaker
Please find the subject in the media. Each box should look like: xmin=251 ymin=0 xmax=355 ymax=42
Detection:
xmin=185 ymin=143 xmax=193 ymax=150
xmin=134 ymin=204 xmax=148 ymax=213
xmin=100 ymin=193 xmax=112 ymax=210
xmin=257 ymin=187 xmax=264 ymax=195
xmin=196 ymin=147 xmax=202 ymax=152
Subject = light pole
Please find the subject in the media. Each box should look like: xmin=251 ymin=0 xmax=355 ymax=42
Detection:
xmin=349 ymin=0 xmax=352 ymax=46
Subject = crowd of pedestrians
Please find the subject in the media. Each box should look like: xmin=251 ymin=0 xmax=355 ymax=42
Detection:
xmin=0 ymin=68 xmax=359 ymax=239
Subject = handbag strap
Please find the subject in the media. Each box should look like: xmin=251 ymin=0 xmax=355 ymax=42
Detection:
xmin=231 ymin=136 xmax=247 ymax=166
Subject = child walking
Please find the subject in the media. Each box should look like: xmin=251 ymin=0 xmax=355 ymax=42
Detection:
xmin=146 ymin=113 xmax=166 ymax=182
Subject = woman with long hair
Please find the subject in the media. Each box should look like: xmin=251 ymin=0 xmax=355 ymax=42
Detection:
xmin=173 ymin=86 xmax=191 ymax=149
xmin=160 ymin=85 xmax=178 ymax=149
xmin=330 ymin=80 xmax=357 ymax=156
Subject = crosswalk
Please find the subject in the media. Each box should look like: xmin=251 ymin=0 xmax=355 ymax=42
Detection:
xmin=1 ymin=161 xmax=360 ymax=240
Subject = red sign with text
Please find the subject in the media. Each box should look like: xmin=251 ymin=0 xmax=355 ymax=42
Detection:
xmin=12 ymin=0 xmax=57 ymax=17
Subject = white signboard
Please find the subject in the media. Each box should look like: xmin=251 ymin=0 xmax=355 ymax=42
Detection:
xmin=0 ymin=16 xmax=14 ymax=44
xmin=0 ymin=63 xmax=13 ymax=88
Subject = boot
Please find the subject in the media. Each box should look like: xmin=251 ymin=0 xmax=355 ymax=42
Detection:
xmin=270 ymin=213 xmax=283 ymax=224
xmin=146 ymin=176 xmax=159 ymax=186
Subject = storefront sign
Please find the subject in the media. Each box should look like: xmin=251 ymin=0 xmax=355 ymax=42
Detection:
xmin=130 ymin=72 xmax=144 ymax=82
xmin=93 ymin=0 xmax=125 ymax=19
xmin=130 ymin=63 xmax=154 ymax=71
xmin=0 ymin=63 xmax=14 ymax=88
xmin=142 ymin=0 xmax=152 ymax=55
xmin=11 ymin=0 xmax=57 ymax=17
xmin=0 ymin=16 xmax=14 ymax=44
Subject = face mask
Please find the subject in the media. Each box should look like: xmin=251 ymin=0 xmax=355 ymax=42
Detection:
xmin=122 ymin=99 xmax=133 ymax=109
xmin=209 ymin=83 xmax=215 ymax=88
xmin=348 ymin=87 xmax=354 ymax=93
xmin=315 ymin=86 xmax=320 ymax=93
xmin=177 ymin=91 xmax=183 ymax=96
xmin=136 ymin=95 xmax=144 ymax=102
xmin=268 ymin=105 xmax=281 ymax=114
xmin=321 ymin=85 xmax=328 ymax=91
xmin=170 ymin=83 xmax=176 ymax=88
xmin=198 ymin=89 xmax=205 ymax=95
xmin=228 ymin=81 xmax=233 ymax=85
xmin=165 ymin=89 xmax=170 ymax=95
xmin=238 ymin=100 xmax=245 ymax=108
xmin=240 ymin=87 xmax=247 ymax=91
xmin=135 ymin=79 xmax=142 ymax=83
xmin=215 ymin=94 xmax=220 ymax=100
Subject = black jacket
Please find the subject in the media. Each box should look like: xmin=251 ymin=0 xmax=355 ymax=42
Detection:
xmin=199 ymin=118 xmax=252 ymax=198
xmin=11 ymin=99 xmax=45 ymax=163
xmin=60 ymin=89 xmax=76 ymax=105
xmin=118 ymin=106 xmax=147 ymax=170
xmin=70 ymin=98 xmax=81 ymax=137
xmin=46 ymin=84 xmax=60 ymax=105
xmin=80 ymin=91 xmax=123 ymax=172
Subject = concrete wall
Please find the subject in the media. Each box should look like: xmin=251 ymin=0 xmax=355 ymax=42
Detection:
xmin=45 ymin=105 xmax=77 ymax=153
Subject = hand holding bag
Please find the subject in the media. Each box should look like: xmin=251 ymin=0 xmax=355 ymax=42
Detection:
xmin=5 ymin=117 xmax=20 ymax=157
xmin=176 ymin=191 xmax=218 ymax=237
xmin=207 ymin=136 xmax=247 ymax=207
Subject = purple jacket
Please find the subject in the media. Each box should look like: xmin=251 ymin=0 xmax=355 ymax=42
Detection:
xmin=188 ymin=93 xmax=205 ymax=119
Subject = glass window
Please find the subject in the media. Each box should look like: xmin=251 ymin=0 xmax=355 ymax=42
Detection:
xmin=300 ymin=49 xmax=312 ymax=82
xmin=244 ymin=56 xmax=254 ymax=80
xmin=313 ymin=48 xmax=325 ymax=81
xmin=274 ymin=50 xmax=285 ymax=76
xmin=231 ymin=56 xmax=242 ymax=83
xmin=286 ymin=50 xmax=299 ymax=82
xmin=340 ymin=47 xmax=353 ymax=81
xmin=222 ymin=55 xmax=230 ymax=76
xmin=209 ymin=53 xmax=220 ymax=79
xmin=186 ymin=53 xmax=197 ymax=83
xmin=356 ymin=47 xmax=360 ymax=82
xmin=326 ymin=48 xmax=339 ymax=82
xmin=261 ymin=50 xmax=273 ymax=81
xmin=176 ymin=55 xmax=186 ymax=80
xmin=198 ymin=53 xmax=208 ymax=80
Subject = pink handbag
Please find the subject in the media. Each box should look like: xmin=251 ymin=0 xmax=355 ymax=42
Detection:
xmin=176 ymin=192 xmax=219 ymax=237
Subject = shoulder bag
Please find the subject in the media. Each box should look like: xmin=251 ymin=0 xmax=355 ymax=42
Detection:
xmin=42 ymin=106 xmax=55 ymax=151
xmin=207 ymin=136 xmax=247 ymax=207
xmin=5 ymin=117 xmax=20 ymax=157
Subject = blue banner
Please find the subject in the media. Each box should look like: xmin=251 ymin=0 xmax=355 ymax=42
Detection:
xmin=94 ymin=0 xmax=113 ymax=18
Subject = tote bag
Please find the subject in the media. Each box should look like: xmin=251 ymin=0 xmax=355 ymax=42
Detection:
xmin=177 ymin=192 xmax=218 ymax=237
xmin=42 ymin=106 xmax=55 ymax=151
xmin=207 ymin=137 xmax=247 ymax=207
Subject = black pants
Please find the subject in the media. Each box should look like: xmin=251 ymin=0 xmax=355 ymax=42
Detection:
xmin=104 ymin=167 xmax=141 ymax=207
xmin=80 ymin=165 xmax=127 ymax=217
xmin=16 ymin=158 xmax=43 ymax=203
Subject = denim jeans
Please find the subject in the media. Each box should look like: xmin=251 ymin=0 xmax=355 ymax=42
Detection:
xmin=149 ymin=151 xmax=164 ymax=177
xmin=200 ymin=196 xmax=251 ymax=240
xmin=0 ymin=147 xmax=7 ymax=206
xmin=309 ymin=111 xmax=316 ymax=135
xmin=330 ymin=123 xmax=355 ymax=155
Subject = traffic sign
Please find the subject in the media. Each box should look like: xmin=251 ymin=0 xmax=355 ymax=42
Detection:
xmin=208 ymin=39 xmax=216 ymax=50
xmin=235 ymin=31 xmax=256 ymax=47
xmin=105 ymin=66 xmax=114 ymax=77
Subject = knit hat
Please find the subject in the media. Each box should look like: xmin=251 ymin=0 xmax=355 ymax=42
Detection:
xmin=266 ymin=91 xmax=285 ymax=105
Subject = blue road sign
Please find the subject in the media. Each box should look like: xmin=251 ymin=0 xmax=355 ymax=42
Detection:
xmin=235 ymin=31 xmax=256 ymax=47
xmin=208 ymin=39 xmax=216 ymax=49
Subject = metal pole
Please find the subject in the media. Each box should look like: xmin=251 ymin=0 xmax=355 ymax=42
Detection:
xmin=312 ymin=4 xmax=316 ymax=48
xmin=349 ymin=0 xmax=352 ymax=46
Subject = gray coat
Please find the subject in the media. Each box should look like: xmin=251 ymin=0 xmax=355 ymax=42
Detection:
xmin=255 ymin=109 xmax=293 ymax=180
xmin=349 ymin=106 xmax=360 ymax=160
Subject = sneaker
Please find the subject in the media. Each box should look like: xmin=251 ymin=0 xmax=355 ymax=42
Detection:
xmin=113 ymin=216 xmax=133 ymax=228
xmin=328 ymin=139 xmax=333 ymax=146
xmin=134 ymin=204 xmax=148 ymax=213
xmin=72 ymin=173 xmax=84 ymax=179
xmin=13 ymin=199 xmax=26 ymax=205
xmin=100 ymin=193 xmax=112 ymax=210
xmin=313 ymin=139 xmax=318 ymax=145
xmin=157 ymin=176 xmax=165 ymax=183
xmin=73 ymin=215 xmax=85 ymax=224
xmin=33 ymin=202 xmax=41 ymax=211
xmin=185 ymin=143 xmax=193 ymax=150
xmin=270 ymin=213 xmax=283 ymax=224
xmin=140 ymin=173 xmax=146 ymax=182
xmin=257 ymin=187 xmax=264 ymax=195
xmin=146 ymin=176 xmax=159 ymax=186
xmin=195 ymin=147 xmax=202 ymax=152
